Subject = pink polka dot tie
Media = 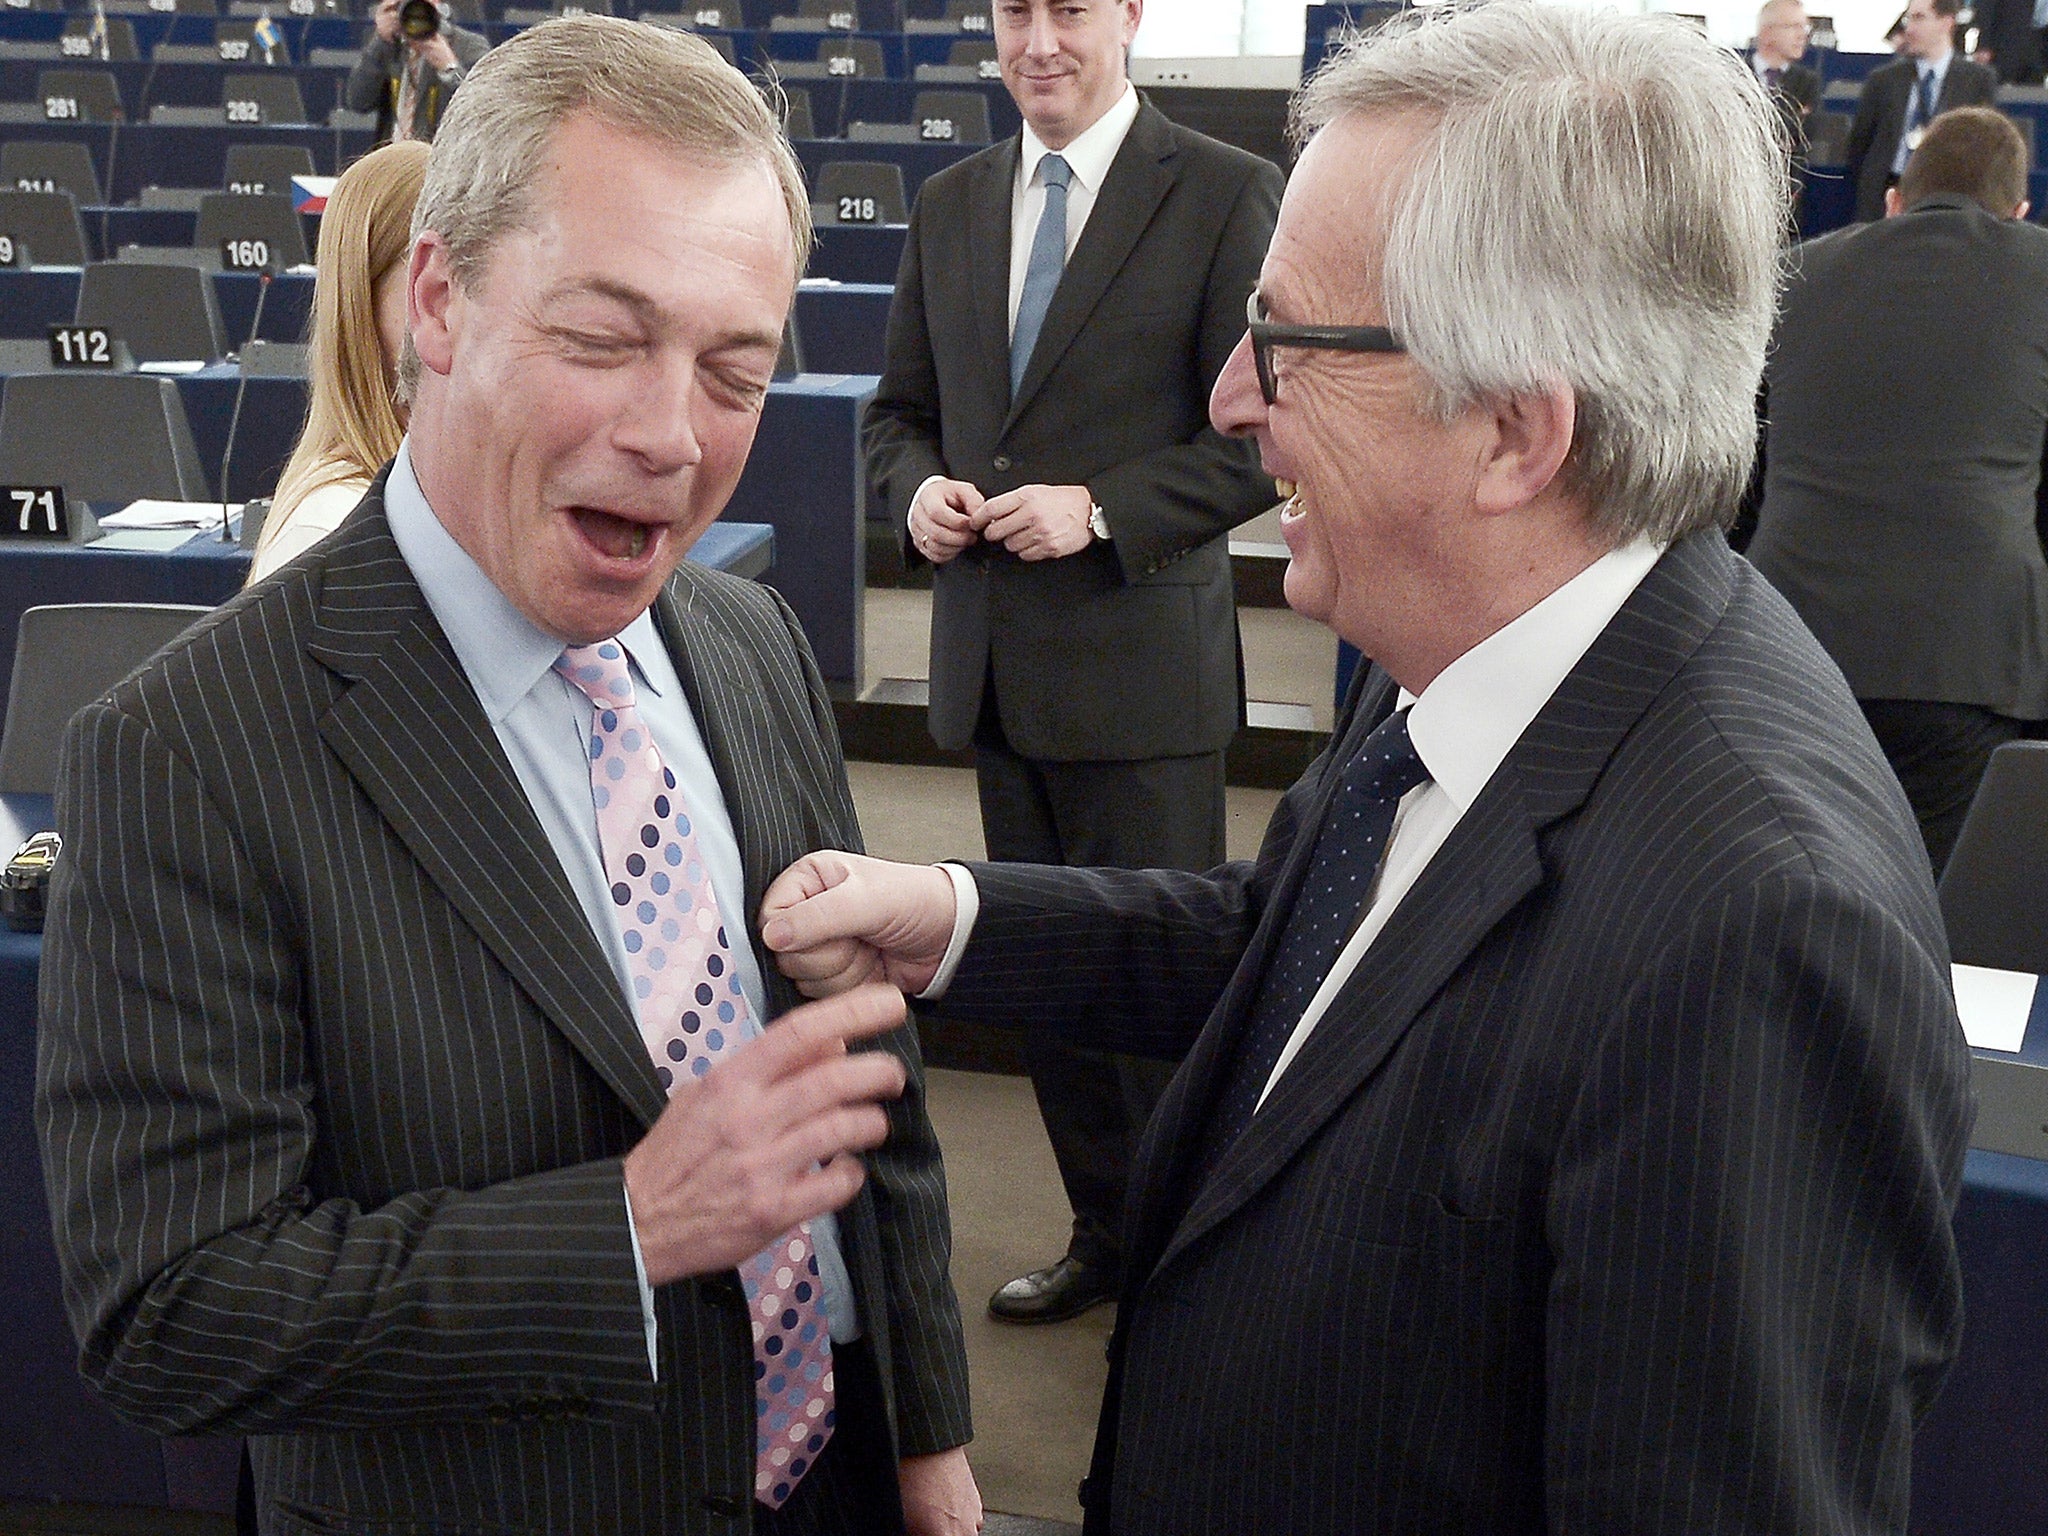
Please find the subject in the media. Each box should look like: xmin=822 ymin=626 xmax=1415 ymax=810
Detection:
xmin=555 ymin=641 xmax=834 ymax=1511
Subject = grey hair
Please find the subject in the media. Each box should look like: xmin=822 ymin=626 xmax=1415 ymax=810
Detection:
xmin=397 ymin=13 xmax=811 ymax=401
xmin=1295 ymin=2 xmax=1788 ymax=544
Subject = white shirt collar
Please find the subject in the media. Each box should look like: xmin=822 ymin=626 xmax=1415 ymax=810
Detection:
xmin=1401 ymin=540 xmax=1665 ymax=812
xmin=1919 ymin=48 xmax=1953 ymax=80
xmin=383 ymin=439 xmax=668 ymax=725
xmin=1018 ymin=80 xmax=1139 ymax=195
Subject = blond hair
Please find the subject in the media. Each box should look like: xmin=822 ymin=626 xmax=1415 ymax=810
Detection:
xmin=258 ymin=140 xmax=428 ymax=571
xmin=396 ymin=15 xmax=811 ymax=402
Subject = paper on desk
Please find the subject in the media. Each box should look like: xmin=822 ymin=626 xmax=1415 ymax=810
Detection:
xmin=97 ymin=499 xmax=237 ymax=531
xmin=137 ymin=360 xmax=208 ymax=376
xmin=1953 ymin=963 xmax=2037 ymax=1053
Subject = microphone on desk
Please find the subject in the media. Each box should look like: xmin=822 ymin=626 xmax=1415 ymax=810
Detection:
xmin=219 ymin=265 xmax=274 ymax=542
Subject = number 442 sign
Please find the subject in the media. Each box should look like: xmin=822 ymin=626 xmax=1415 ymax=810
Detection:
xmin=0 ymin=486 xmax=95 ymax=543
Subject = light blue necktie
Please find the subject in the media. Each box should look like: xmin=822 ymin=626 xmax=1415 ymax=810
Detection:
xmin=1010 ymin=152 xmax=1071 ymax=396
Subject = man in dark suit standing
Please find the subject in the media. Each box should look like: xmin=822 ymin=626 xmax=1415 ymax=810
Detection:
xmin=37 ymin=18 xmax=978 ymax=1535
xmin=768 ymin=6 xmax=1972 ymax=1531
xmin=864 ymin=0 xmax=1280 ymax=1325
xmin=1751 ymin=106 xmax=2048 ymax=874
xmin=1845 ymin=0 xmax=1996 ymax=219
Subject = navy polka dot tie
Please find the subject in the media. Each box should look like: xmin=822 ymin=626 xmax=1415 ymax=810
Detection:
xmin=555 ymin=641 xmax=833 ymax=1511
xmin=1206 ymin=707 xmax=1430 ymax=1159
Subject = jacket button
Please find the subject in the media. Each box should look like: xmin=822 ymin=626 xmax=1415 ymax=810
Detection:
xmin=699 ymin=1493 xmax=748 ymax=1518
xmin=991 ymin=453 xmax=1012 ymax=472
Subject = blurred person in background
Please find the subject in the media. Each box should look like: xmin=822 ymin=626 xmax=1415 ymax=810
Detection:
xmin=251 ymin=140 xmax=429 ymax=584
xmin=1750 ymin=106 xmax=2048 ymax=875
xmin=348 ymin=0 xmax=488 ymax=145
xmin=1845 ymin=0 xmax=1995 ymax=220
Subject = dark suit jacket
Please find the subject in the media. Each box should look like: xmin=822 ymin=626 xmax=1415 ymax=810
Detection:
xmin=1757 ymin=55 xmax=1822 ymax=119
xmin=1844 ymin=55 xmax=1998 ymax=220
xmin=344 ymin=22 xmax=488 ymax=144
xmin=1973 ymin=0 xmax=2041 ymax=81
xmin=863 ymin=101 xmax=1281 ymax=761
xmin=35 ymin=491 xmax=971 ymax=1533
xmin=935 ymin=533 xmax=1971 ymax=1534
xmin=1751 ymin=195 xmax=2048 ymax=717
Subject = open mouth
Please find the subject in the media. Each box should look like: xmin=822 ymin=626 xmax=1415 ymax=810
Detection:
xmin=572 ymin=507 xmax=659 ymax=562
xmin=1274 ymin=477 xmax=1303 ymax=521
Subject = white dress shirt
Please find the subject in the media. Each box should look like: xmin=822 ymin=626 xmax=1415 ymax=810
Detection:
xmin=1005 ymin=81 xmax=1140 ymax=335
xmin=925 ymin=540 xmax=1666 ymax=1119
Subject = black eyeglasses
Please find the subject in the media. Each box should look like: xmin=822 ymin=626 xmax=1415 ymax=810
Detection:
xmin=1244 ymin=290 xmax=1404 ymax=406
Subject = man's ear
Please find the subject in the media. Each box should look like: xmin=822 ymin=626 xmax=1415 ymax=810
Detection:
xmin=1474 ymin=381 xmax=1575 ymax=518
xmin=409 ymin=230 xmax=459 ymax=379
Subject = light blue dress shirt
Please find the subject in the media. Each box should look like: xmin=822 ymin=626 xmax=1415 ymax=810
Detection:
xmin=1892 ymin=52 xmax=1951 ymax=176
xmin=382 ymin=444 xmax=858 ymax=1369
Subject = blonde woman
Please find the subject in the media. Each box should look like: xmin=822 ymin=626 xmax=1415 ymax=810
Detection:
xmin=250 ymin=140 xmax=428 ymax=583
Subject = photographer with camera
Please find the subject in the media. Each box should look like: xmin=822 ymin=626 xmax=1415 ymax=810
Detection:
xmin=346 ymin=0 xmax=487 ymax=145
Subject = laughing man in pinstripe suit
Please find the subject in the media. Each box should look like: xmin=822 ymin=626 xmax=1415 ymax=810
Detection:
xmin=35 ymin=18 xmax=978 ymax=1536
xmin=763 ymin=8 xmax=1974 ymax=1534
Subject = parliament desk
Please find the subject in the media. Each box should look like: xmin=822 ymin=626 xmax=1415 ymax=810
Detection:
xmin=0 ymin=360 xmax=870 ymax=691
xmin=0 ymin=119 xmax=375 ymax=207
xmin=0 ymin=266 xmax=316 ymax=347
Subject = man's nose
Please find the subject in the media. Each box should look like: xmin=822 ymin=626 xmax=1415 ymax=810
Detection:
xmin=615 ymin=357 xmax=705 ymax=476
xmin=1210 ymin=329 xmax=1266 ymax=439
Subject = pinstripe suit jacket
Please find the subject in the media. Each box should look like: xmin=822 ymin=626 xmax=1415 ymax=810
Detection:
xmin=939 ymin=532 xmax=1973 ymax=1535
xmin=34 ymin=489 xmax=971 ymax=1535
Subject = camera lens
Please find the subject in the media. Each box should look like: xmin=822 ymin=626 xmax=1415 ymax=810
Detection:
xmin=398 ymin=0 xmax=439 ymax=39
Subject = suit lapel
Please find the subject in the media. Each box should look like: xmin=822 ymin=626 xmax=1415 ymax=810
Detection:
xmin=971 ymin=137 xmax=1019 ymax=411
xmin=306 ymin=500 xmax=667 ymax=1130
xmin=1143 ymin=533 xmax=1740 ymax=1283
xmin=1003 ymin=103 xmax=1178 ymax=429
xmin=649 ymin=568 xmax=794 ymax=925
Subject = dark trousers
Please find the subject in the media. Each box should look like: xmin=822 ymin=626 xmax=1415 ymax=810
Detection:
xmin=974 ymin=690 xmax=1225 ymax=1276
xmin=756 ymin=1336 xmax=904 ymax=1536
xmin=1861 ymin=699 xmax=2026 ymax=877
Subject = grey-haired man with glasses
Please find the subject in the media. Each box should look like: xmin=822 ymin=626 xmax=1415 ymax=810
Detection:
xmin=772 ymin=5 xmax=1972 ymax=1532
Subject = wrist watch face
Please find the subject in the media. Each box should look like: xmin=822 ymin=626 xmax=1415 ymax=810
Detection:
xmin=1088 ymin=503 xmax=1109 ymax=541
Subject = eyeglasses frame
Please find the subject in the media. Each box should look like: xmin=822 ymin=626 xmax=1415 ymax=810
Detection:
xmin=1244 ymin=289 xmax=1405 ymax=406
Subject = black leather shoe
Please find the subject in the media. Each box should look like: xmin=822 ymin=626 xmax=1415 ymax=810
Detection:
xmin=987 ymin=1255 xmax=1115 ymax=1324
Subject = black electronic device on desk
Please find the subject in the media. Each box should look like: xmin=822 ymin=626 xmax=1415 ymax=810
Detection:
xmin=1 ymin=828 xmax=58 ymax=933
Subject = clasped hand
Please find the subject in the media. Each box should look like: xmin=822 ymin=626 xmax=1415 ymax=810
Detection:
xmin=907 ymin=479 xmax=1094 ymax=565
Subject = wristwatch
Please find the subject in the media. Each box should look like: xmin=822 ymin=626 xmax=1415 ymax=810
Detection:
xmin=1087 ymin=501 xmax=1111 ymax=542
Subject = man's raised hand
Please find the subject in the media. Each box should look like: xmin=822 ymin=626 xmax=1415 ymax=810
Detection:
xmin=759 ymin=851 xmax=960 ymax=999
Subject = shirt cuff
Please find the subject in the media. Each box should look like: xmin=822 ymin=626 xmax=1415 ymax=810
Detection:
xmin=624 ymin=1180 xmax=659 ymax=1382
xmin=907 ymin=474 xmax=948 ymax=535
xmin=918 ymin=862 xmax=980 ymax=1001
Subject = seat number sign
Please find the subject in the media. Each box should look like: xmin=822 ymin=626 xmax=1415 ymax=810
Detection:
xmin=838 ymin=195 xmax=878 ymax=223
xmin=226 ymin=97 xmax=263 ymax=122
xmin=222 ymin=237 xmax=272 ymax=271
xmin=1 ymin=487 xmax=73 ymax=541
xmin=48 ymin=324 xmax=116 ymax=368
